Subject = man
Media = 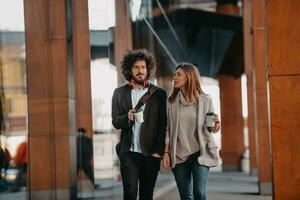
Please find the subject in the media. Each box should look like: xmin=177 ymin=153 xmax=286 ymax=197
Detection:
xmin=76 ymin=127 xmax=94 ymax=186
xmin=112 ymin=49 xmax=167 ymax=200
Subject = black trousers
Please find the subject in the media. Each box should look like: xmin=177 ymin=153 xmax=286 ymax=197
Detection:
xmin=119 ymin=152 xmax=161 ymax=200
xmin=80 ymin=161 xmax=94 ymax=184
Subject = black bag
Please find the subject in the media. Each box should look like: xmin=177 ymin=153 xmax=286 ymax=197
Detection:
xmin=115 ymin=142 xmax=121 ymax=158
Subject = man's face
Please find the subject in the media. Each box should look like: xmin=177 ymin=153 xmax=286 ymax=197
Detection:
xmin=131 ymin=60 xmax=147 ymax=84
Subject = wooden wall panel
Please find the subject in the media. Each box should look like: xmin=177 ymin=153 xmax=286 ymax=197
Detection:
xmin=24 ymin=0 xmax=76 ymax=198
xmin=253 ymin=27 xmax=271 ymax=184
xmin=217 ymin=2 xmax=245 ymax=172
xmin=72 ymin=0 xmax=94 ymax=195
xmin=219 ymin=75 xmax=244 ymax=170
xmin=50 ymin=40 xmax=68 ymax=98
xmin=268 ymin=1 xmax=300 ymax=76
xmin=29 ymin=137 xmax=54 ymax=190
xmin=267 ymin=0 xmax=300 ymax=199
xmin=243 ymin=0 xmax=257 ymax=173
xmin=252 ymin=0 xmax=272 ymax=194
xmin=115 ymin=0 xmax=132 ymax=86
xmin=269 ymin=76 xmax=300 ymax=199
xmin=72 ymin=0 xmax=93 ymax=137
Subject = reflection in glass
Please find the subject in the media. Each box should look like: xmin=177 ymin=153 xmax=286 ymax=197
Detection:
xmin=130 ymin=0 xmax=142 ymax=21
xmin=0 ymin=0 xmax=28 ymax=199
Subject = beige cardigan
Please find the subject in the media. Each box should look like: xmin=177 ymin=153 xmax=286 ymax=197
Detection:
xmin=165 ymin=93 xmax=220 ymax=168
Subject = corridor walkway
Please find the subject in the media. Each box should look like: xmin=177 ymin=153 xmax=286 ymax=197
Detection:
xmin=155 ymin=171 xmax=272 ymax=200
xmin=97 ymin=171 xmax=272 ymax=200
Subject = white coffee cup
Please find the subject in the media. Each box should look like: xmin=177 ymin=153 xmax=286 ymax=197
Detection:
xmin=133 ymin=110 xmax=144 ymax=123
xmin=206 ymin=112 xmax=215 ymax=127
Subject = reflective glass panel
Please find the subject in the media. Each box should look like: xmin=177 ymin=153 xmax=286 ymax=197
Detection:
xmin=0 ymin=0 xmax=28 ymax=199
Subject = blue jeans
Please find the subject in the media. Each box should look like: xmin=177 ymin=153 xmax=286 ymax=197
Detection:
xmin=172 ymin=152 xmax=209 ymax=200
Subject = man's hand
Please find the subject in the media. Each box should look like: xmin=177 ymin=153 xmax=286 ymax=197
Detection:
xmin=128 ymin=109 xmax=135 ymax=121
xmin=152 ymin=153 xmax=161 ymax=158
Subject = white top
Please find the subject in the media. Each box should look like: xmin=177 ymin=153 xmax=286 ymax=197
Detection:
xmin=176 ymin=92 xmax=199 ymax=164
xmin=130 ymin=87 xmax=148 ymax=153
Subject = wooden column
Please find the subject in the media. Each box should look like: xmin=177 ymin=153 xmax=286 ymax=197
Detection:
xmin=217 ymin=2 xmax=245 ymax=171
xmin=72 ymin=0 xmax=94 ymax=197
xmin=114 ymin=0 xmax=132 ymax=86
xmin=219 ymin=75 xmax=244 ymax=171
xmin=243 ymin=0 xmax=257 ymax=174
xmin=252 ymin=0 xmax=272 ymax=195
xmin=73 ymin=1 xmax=92 ymax=133
xmin=24 ymin=0 xmax=77 ymax=199
xmin=267 ymin=0 xmax=300 ymax=199
xmin=24 ymin=0 xmax=93 ymax=198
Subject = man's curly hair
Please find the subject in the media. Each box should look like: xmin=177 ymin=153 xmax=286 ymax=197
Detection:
xmin=121 ymin=49 xmax=156 ymax=81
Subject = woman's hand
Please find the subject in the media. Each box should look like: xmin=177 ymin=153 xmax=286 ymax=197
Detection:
xmin=162 ymin=153 xmax=171 ymax=171
xmin=211 ymin=115 xmax=220 ymax=133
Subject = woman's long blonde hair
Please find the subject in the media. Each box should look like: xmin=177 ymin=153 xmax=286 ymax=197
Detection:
xmin=168 ymin=63 xmax=206 ymax=103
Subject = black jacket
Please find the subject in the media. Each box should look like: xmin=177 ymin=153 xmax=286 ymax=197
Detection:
xmin=112 ymin=83 xmax=167 ymax=157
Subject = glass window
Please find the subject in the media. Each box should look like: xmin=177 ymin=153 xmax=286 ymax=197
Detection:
xmin=0 ymin=0 xmax=28 ymax=198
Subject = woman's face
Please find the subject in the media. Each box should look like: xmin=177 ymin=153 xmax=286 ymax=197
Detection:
xmin=174 ymin=68 xmax=187 ymax=90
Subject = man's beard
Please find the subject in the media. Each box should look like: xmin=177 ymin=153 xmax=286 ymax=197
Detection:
xmin=132 ymin=74 xmax=146 ymax=85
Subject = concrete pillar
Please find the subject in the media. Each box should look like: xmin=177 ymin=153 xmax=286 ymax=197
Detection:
xmin=266 ymin=0 xmax=300 ymax=199
xmin=252 ymin=0 xmax=272 ymax=195
xmin=217 ymin=1 xmax=245 ymax=172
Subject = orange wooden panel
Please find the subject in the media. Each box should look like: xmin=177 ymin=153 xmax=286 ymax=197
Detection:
xmin=50 ymin=40 xmax=68 ymax=98
xmin=219 ymin=75 xmax=244 ymax=166
xmin=53 ymin=99 xmax=69 ymax=135
xmin=243 ymin=0 xmax=253 ymax=75
xmin=217 ymin=4 xmax=244 ymax=167
xmin=24 ymin=0 xmax=50 ymax=98
xmin=72 ymin=0 xmax=90 ymax=34
xmin=114 ymin=0 xmax=133 ymax=86
xmin=29 ymin=136 xmax=55 ymax=190
xmin=24 ymin=0 xmax=75 ymax=193
xmin=25 ymin=1 xmax=68 ymax=99
xmin=54 ymin=135 xmax=72 ymax=188
xmin=28 ymin=99 xmax=53 ymax=136
xmin=267 ymin=1 xmax=300 ymax=75
xmin=252 ymin=0 xmax=272 ymax=183
xmin=216 ymin=4 xmax=240 ymax=15
xmin=243 ymin=0 xmax=257 ymax=170
xmin=24 ymin=0 xmax=49 ymax=40
xmin=269 ymin=76 xmax=300 ymax=199
xmin=73 ymin=0 xmax=93 ymax=137
xmin=49 ymin=0 xmax=67 ymax=37
xmin=25 ymin=38 xmax=52 ymax=98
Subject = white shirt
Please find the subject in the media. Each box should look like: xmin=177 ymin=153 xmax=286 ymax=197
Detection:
xmin=130 ymin=87 xmax=148 ymax=153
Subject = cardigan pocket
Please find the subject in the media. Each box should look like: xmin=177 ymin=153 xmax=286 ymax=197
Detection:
xmin=206 ymin=141 xmax=219 ymax=160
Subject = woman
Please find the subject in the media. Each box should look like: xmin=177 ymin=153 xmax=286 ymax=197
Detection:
xmin=162 ymin=63 xmax=220 ymax=200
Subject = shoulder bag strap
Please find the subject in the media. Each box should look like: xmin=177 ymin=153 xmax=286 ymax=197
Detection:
xmin=134 ymin=85 xmax=159 ymax=111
